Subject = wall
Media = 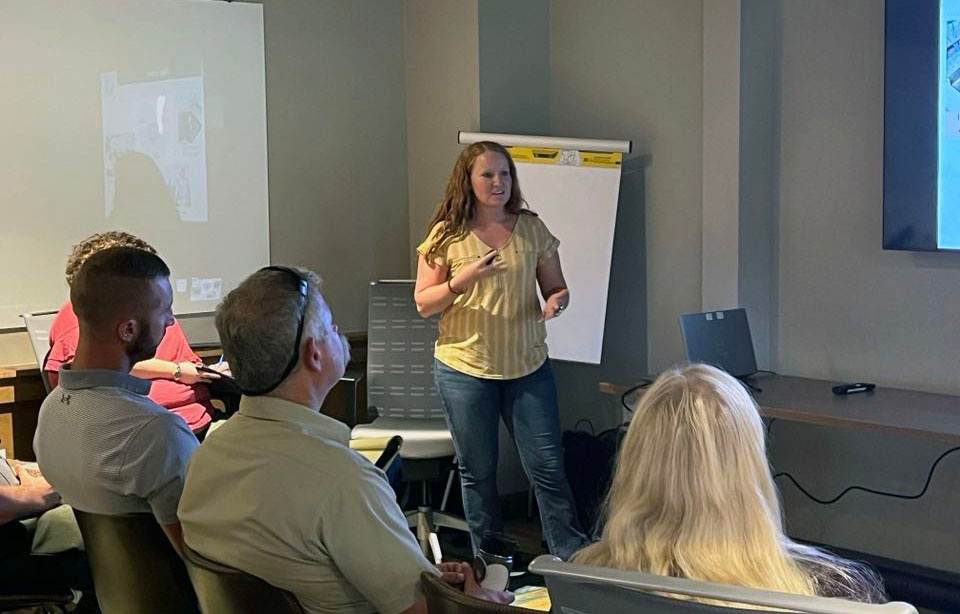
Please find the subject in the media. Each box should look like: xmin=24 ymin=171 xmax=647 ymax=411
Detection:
xmin=259 ymin=0 xmax=410 ymax=331
xmin=478 ymin=0 xmax=551 ymax=135
xmin=550 ymin=0 xmax=703 ymax=376
xmin=548 ymin=0 xmax=703 ymax=428
xmin=403 ymin=0 xmax=480 ymax=262
xmin=701 ymin=0 xmax=741 ymax=312
xmin=738 ymin=0 xmax=779 ymax=370
xmin=777 ymin=0 xmax=960 ymax=393
xmin=0 ymin=0 xmax=412 ymax=365
xmin=770 ymin=0 xmax=960 ymax=572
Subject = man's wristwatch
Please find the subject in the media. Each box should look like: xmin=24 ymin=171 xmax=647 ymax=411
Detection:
xmin=173 ymin=362 xmax=183 ymax=382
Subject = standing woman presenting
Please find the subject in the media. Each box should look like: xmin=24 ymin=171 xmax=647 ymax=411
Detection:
xmin=414 ymin=141 xmax=587 ymax=560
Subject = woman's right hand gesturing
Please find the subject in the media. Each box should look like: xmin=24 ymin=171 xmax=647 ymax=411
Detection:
xmin=416 ymin=250 xmax=505 ymax=317
xmin=450 ymin=249 xmax=506 ymax=293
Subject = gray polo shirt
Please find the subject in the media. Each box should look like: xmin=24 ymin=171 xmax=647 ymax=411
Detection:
xmin=178 ymin=395 xmax=438 ymax=614
xmin=34 ymin=366 xmax=198 ymax=525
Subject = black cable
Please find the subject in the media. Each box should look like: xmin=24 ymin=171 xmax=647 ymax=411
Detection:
xmin=774 ymin=444 xmax=960 ymax=505
xmin=620 ymin=379 xmax=652 ymax=412
xmin=756 ymin=369 xmax=778 ymax=376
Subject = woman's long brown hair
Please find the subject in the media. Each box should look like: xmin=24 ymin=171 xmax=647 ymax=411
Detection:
xmin=422 ymin=141 xmax=534 ymax=263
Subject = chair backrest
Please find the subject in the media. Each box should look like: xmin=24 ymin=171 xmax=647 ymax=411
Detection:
xmin=0 ymin=589 xmax=75 ymax=611
xmin=420 ymin=571 xmax=540 ymax=614
xmin=21 ymin=310 xmax=58 ymax=392
xmin=182 ymin=544 xmax=305 ymax=614
xmin=528 ymin=555 xmax=918 ymax=614
xmin=367 ymin=281 xmax=443 ymax=420
xmin=73 ymin=510 xmax=199 ymax=614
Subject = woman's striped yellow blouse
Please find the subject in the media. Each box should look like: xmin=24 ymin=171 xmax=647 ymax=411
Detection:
xmin=417 ymin=213 xmax=560 ymax=380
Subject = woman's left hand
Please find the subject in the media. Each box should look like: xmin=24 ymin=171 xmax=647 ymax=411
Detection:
xmin=540 ymin=288 xmax=570 ymax=322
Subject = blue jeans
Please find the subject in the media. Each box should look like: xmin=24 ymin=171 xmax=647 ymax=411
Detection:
xmin=434 ymin=360 xmax=587 ymax=560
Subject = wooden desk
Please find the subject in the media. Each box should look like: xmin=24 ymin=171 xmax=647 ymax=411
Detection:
xmin=602 ymin=374 xmax=960 ymax=444
xmin=0 ymin=364 xmax=46 ymax=460
xmin=1 ymin=331 xmax=370 ymax=460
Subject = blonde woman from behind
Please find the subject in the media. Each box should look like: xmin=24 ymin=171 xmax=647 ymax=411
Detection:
xmin=571 ymin=363 xmax=886 ymax=605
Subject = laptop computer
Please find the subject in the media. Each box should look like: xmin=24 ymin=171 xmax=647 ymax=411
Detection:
xmin=678 ymin=308 xmax=758 ymax=379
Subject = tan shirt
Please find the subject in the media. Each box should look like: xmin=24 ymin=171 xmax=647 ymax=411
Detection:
xmin=178 ymin=396 xmax=437 ymax=614
xmin=418 ymin=213 xmax=559 ymax=379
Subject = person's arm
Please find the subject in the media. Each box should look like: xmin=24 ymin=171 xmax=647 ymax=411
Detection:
xmin=435 ymin=561 xmax=513 ymax=605
xmin=0 ymin=463 xmax=61 ymax=524
xmin=131 ymin=320 xmax=218 ymax=384
xmin=161 ymin=521 xmax=186 ymax=558
xmin=130 ymin=358 xmax=218 ymax=385
xmin=414 ymin=251 xmax=505 ymax=317
xmin=0 ymin=485 xmax=60 ymax=525
xmin=414 ymin=255 xmax=456 ymax=317
xmin=537 ymin=251 xmax=569 ymax=322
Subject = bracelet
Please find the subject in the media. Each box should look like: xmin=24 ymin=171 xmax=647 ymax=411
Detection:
xmin=173 ymin=362 xmax=183 ymax=382
xmin=447 ymin=277 xmax=465 ymax=295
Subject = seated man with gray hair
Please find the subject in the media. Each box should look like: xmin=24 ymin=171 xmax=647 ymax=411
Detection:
xmin=178 ymin=266 xmax=508 ymax=614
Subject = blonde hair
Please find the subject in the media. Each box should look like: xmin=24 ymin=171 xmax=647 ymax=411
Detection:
xmin=572 ymin=363 xmax=884 ymax=603
xmin=422 ymin=141 xmax=533 ymax=263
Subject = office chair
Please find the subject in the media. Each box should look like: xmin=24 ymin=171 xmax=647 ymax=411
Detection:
xmin=419 ymin=571 xmax=540 ymax=614
xmin=350 ymin=434 xmax=404 ymax=474
xmin=73 ymin=511 xmax=198 ymax=614
xmin=351 ymin=281 xmax=469 ymax=557
xmin=528 ymin=555 xmax=918 ymax=614
xmin=182 ymin=544 xmax=305 ymax=614
xmin=0 ymin=590 xmax=74 ymax=613
xmin=21 ymin=310 xmax=58 ymax=394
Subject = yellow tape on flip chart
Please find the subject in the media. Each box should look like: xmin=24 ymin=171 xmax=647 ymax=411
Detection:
xmin=506 ymin=146 xmax=622 ymax=168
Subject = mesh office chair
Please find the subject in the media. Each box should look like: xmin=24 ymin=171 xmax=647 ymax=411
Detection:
xmin=528 ymin=555 xmax=918 ymax=614
xmin=351 ymin=281 xmax=469 ymax=556
xmin=182 ymin=544 xmax=305 ymax=614
xmin=73 ymin=511 xmax=198 ymax=614
xmin=21 ymin=310 xmax=58 ymax=394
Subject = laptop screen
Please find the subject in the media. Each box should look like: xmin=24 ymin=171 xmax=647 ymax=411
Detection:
xmin=679 ymin=308 xmax=758 ymax=378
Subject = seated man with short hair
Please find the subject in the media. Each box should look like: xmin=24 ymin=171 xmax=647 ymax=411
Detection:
xmin=34 ymin=247 xmax=198 ymax=553
xmin=178 ymin=267 xmax=507 ymax=614
xmin=46 ymin=231 xmax=220 ymax=438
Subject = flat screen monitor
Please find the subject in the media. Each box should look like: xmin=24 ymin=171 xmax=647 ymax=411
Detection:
xmin=884 ymin=0 xmax=960 ymax=251
xmin=679 ymin=308 xmax=758 ymax=379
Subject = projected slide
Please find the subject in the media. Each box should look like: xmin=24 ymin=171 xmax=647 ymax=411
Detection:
xmin=0 ymin=0 xmax=268 ymax=329
xmin=101 ymin=72 xmax=208 ymax=222
xmin=939 ymin=0 xmax=960 ymax=247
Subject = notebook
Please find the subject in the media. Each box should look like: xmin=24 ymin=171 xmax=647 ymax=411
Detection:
xmin=679 ymin=308 xmax=758 ymax=378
